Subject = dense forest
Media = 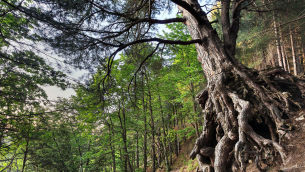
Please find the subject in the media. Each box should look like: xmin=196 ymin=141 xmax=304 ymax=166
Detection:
xmin=1 ymin=0 xmax=305 ymax=171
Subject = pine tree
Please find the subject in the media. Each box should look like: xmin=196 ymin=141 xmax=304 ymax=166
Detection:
xmin=2 ymin=0 xmax=305 ymax=171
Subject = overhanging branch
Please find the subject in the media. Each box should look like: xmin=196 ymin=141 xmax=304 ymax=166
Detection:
xmin=99 ymin=18 xmax=186 ymax=41
xmin=128 ymin=43 xmax=161 ymax=94
xmin=101 ymin=37 xmax=204 ymax=92
xmin=170 ymin=0 xmax=205 ymax=24
xmin=108 ymin=37 xmax=203 ymax=72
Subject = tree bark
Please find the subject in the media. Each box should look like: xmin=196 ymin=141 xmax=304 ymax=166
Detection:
xmin=142 ymin=72 xmax=148 ymax=171
xmin=136 ymin=130 xmax=139 ymax=169
xmin=168 ymin=122 xmax=172 ymax=165
xmin=290 ymin=26 xmax=300 ymax=75
xmin=279 ymin=27 xmax=288 ymax=71
xmin=145 ymin=70 xmax=156 ymax=172
xmin=86 ymin=139 xmax=91 ymax=167
xmin=109 ymin=118 xmax=116 ymax=172
xmin=173 ymin=0 xmax=305 ymax=171
xmin=297 ymin=31 xmax=304 ymax=73
xmin=117 ymin=107 xmax=128 ymax=172
xmin=174 ymin=105 xmax=180 ymax=157
xmin=21 ymin=131 xmax=30 ymax=172
xmin=273 ymin=13 xmax=284 ymax=68
xmin=156 ymin=130 xmax=162 ymax=168
xmin=158 ymin=92 xmax=171 ymax=171
xmin=281 ymin=35 xmax=291 ymax=73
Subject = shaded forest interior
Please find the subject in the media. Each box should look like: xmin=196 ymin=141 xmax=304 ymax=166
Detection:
xmin=1 ymin=0 xmax=305 ymax=172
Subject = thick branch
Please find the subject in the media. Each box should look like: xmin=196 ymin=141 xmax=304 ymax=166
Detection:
xmin=221 ymin=0 xmax=231 ymax=31
xmin=110 ymin=38 xmax=204 ymax=56
xmin=99 ymin=18 xmax=186 ymax=41
xmin=102 ymin=37 xmax=204 ymax=92
xmin=170 ymin=0 xmax=207 ymax=25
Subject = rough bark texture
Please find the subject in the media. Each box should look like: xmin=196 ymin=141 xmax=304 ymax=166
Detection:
xmin=176 ymin=0 xmax=305 ymax=171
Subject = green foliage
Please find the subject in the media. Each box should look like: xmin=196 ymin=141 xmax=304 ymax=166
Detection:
xmin=2 ymin=0 xmax=305 ymax=171
xmin=0 ymin=1 xmax=69 ymax=171
xmin=187 ymin=159 xmax=197 ymax=171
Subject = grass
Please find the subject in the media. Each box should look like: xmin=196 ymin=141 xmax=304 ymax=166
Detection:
xmin=187 ymin=159 xmax=198 ymax=171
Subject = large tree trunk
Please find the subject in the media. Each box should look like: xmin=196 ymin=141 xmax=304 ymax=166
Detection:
xmin=176 ymin=0 xmax=305 ymax=171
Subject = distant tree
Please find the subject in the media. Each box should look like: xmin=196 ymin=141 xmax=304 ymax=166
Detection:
xmin=0 ymin=1 xmax=68 ymax=170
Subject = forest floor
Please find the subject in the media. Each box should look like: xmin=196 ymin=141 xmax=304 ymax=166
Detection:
xmin=150 ymin=111 xmax=305 ymax=172
xmin=167 ymin=136 xmax=198 ymax=172
xmin=151 ymin=136 xmax=199 ymax=172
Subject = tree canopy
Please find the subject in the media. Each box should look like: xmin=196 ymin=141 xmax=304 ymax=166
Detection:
xmin=1 ymin=0 xmax=305 ymax=171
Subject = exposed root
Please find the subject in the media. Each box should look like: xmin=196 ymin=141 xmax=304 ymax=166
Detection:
xmin=228 ymin=92 xmax=287 ymax=164
xmin=191 ymin=67 xmax=304 ymax=172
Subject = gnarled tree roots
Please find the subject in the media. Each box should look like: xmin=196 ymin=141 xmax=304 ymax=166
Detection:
xmin=190 ymin=67 xmax=305 ymax=172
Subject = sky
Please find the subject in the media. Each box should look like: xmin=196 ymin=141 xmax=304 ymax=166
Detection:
xmin=42 ymin=1 xmax=211 ymax=100
xmin=42 ymin=5 xmax=179 ymax=100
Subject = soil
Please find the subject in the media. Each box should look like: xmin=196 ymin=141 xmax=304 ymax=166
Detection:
xmin=169 ymin=136 xmax=198 ymax=172
xmin=150 ymin=136 xmax=198 ymax=172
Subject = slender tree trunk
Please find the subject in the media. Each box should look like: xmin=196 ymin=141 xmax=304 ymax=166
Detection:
xmin=86 ymin=139 xmax=91 ymax=167
xmin=300 ymin=46 xmax=304 ymax=73
xmin=279 ymin=27 xmax=288 ymax=71
xmin=173 ymin=105 xmax=179 ymax=157
xmin=158 ymin=92 xmax=170 ymax=171
xmin=146 ymin=71 xmax=156 ymax=172
xmin=110 ymin=128 xmax=115 ymax=172
xmin=118 ymin=108 xmax=127 ymax=171
xmin=176 ymin=108 xmax=180 ymax=156
xmin=290 ymin=26 xmax=300 ymax=75
xmin=118 ymin=106 xmax=133 ymax=172
xmin=156 ymin=131 xmax=162 ymax=168
xmin=297 ymin=32 xmax=304 ymax=73
xmin=281 ymin=44 xmax=288 ymax=73
xmin=109 ymin=118 xmax=116 ymax=172
xmin=0 ymin=121 xmax=5 ymax=151
xmin=168 ymin=123 xmax=172 ymax=165
xmin=282 ymin=37 xmax=291 ymax=73
xmin=273 ymin=13 xmax=284 ymax=68
xmin=133 ymin=77 xmax=140 ymax=170
xmin=71 ymin=127 xmax=83 ymax=171
xmin=301 ymin=40 xmax=305 ymax=72
xmin=142 ymin=72 xmax=148 ymax=171
xmin=136 ymin=131 xmax=139 ymax=169
xmin=162 ymin=138 xmax=170 ymax=171
xmin=21 ymin=133 xmax=29 ymax=172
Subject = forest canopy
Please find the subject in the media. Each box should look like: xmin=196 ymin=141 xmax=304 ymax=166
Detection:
xmin=1 ymin=0 xmax=305 ymax=171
